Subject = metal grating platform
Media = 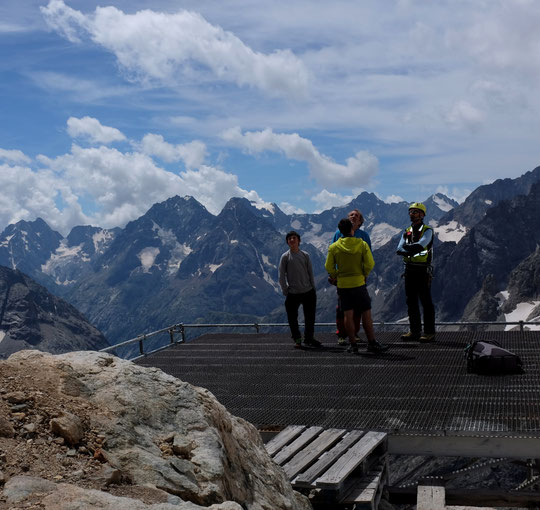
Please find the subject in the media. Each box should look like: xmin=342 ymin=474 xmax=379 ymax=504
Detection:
xmin=135 ymin=330 xmax=540 ymax=436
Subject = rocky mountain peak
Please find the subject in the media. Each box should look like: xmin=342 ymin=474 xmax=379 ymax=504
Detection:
xmin=0 ymin=266 xmax=109 ymax=359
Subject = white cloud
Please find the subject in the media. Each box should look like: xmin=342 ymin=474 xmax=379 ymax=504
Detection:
xmin=0 ymin=125 xmax=269 ymax=233
xmin=41 ymin=0 xmax=309 ymax=98
xmin=384 ymin=194 xmax=404 ymax=204
xmin=444 ymin=100 xmax=485 ymax=131
xmin=139 ymin=134 xmax=206 ymax=169
xmin=435 ymin=185 xmax=471 ymax=204
xmin=0 ymin=148 xmax=31 ymax=165
xmin=0 ymin=162 xmax=84 ymax=234
xmin=67 ymin=116 xmax=126 ymax=144
xmin=311 ymin=189 xmax=355 ymax=212
xmin=222 ymin=127 xmax=378 ymax=189
xmin=278 ymin=202 xmax=305 ymax=215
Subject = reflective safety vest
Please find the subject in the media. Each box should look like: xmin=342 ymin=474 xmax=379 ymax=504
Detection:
xmin=402 ymin=224 xmax=433 ymax=265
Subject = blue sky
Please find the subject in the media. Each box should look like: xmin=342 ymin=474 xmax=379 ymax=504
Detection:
xmin=1 ymin=0 xmax=540 ymax=235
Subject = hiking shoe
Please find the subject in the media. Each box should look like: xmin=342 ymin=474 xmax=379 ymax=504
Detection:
xmin=419 ymin=333 xmax=436 ymax=343
xmin=347 ymin=344 xmax=359 ymax=354
xmin=337 ymin=337 xmax=348 ymax=346
xmin=305 ymin=338 xmax=322 ymax=348
xmin=367 ymin=340 xmax=389 ymax=353
xmin=294 ymin=338 xmax=302 ymax=348
xmin=400 ymin=331 xmax=420 ymax=341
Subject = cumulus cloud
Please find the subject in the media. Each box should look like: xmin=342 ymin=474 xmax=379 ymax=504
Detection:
xmin=278 ymin=202 xmax=306 ymax=215
xmin=222 ymin=127 xmax=378 ymax=189
xmin=0 ymin=127 xmax=269 ymax=234
xmin=311 ymin=189 xmax=356 ymax=212
xmin=0 ymin=162 xmax=84 ymax=234
xmin=435 ymin=185 xmax=471 ymax=204
xmin=67 ymin=116 xmax=126 ymax=144
xmin=384 ymin=194 xmax=405 ymax=204
xmin=41 ymin=0 xmax=309 ymax=98
xmin=0 ymin=148 xmax=31 ymax=165
xmin=139 ymin=134 xmax=207 ymax=169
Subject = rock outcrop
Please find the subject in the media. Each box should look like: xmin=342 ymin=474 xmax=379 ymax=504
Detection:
xmin=0 ymin=350 xmax=311 ymax=510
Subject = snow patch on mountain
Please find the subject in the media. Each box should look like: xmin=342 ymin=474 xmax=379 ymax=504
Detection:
xmin=0 ymin=330 xmax=5 ymax=344
xmin=167 ymin=243 xmax=192 ymax=274
xmin=41 ymin=241 xmax=89 ymax=284
xmin=302 ymin=231 xmax=335 ymax=253
xmin=92 ymin=229 xmax=115 ymax=253
xmin=504 ymin=301 xmax=540 ymax=331
xmin=434 ymin=221 xmax=468 ymax=243
xmin=138 ymin=247 xmax=160 ymax=272
xmin=433 ymin=195 xmax=454 ymax=212
xmin=262 ymin=254 xmax=275 ymax=267
xmin=0 ymin=234 xmax=14 ymax=247
xmin=291 ymin=220 xmax=301 ymax=229
xmin=209 ymin=263 xmax=222 ymax=273
xmin=370 ymin=223 xmax=401 ymax=249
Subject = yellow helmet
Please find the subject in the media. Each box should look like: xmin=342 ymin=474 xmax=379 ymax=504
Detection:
xmin=409 ymin=202 xmax=426 ymax=215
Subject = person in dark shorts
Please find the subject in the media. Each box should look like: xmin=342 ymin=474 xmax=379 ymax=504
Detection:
xmin=325 ymin=218 xmax=389 ymax=354
xmin=330 ymin=208 xmax=373 ymax=345
xmin=279 ymin=231 xmax=321 ymax=348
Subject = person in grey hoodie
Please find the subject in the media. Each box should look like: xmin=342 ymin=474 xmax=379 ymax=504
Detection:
xmin=279 ymin=231 xmax=321 ymax=348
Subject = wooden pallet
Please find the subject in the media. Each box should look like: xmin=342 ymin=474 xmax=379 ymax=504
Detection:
xmin=265 ymin=425 xmax=388 ymax=508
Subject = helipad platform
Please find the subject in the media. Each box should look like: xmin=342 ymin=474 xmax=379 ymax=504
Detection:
xmin=136 ymin=330 xmax=540 ymax=456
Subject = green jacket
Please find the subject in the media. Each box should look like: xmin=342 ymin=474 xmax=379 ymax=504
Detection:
xmin=325 ymin=237 xmax=375 ymax=288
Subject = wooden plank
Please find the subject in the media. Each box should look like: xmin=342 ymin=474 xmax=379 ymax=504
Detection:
xmin=417 ymin=482 xmax=446 ymax=510
xmin=294 ymin=430 xmax=364 ymax=488
xmin=388 ymin=486 xmax=540 ymax=507
xmin=340 ymin=465 xmax=385 ymax=505
xmin=282 ymin=428 xmax=347 ymax=479
xmin=265 ymin=425 xmax=305 ymax=457
xmin=273 ymin=426 xmax=323 ymax=465
xmin=316 ymin=431 xmax=387 ymax=489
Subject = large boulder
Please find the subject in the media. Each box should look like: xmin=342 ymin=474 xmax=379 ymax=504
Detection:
xmin=0 ymin=350 xmax=311 ymax=510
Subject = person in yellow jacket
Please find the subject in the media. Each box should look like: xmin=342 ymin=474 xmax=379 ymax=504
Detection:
xmin=325 ymin=218 xmax=389 ymax=354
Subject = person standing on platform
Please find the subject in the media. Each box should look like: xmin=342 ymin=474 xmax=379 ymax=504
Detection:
xmin=331 ymin=209 xmax=373 ymax=345
xmin=326 ymin=218 xmax=389 ymax=354
xmin=279 ymin=231 xmax=321 ymax=349
xmin=396 ymin=202 xmax=436 ymax=343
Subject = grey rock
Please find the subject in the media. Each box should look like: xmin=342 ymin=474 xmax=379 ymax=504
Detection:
xmin=50 ymin=411 xmax=84 ymax=446
xmin=7 ymin=350 xmax=311 ymax=510
xmin=3 ymin=475 xmax=56 ymax=503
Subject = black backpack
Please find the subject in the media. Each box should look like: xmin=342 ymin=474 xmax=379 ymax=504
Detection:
xmin=464 ymin=340 xmax=524 ymax=375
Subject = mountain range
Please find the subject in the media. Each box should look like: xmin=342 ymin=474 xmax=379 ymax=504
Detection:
xmin=1 ymin=165 xmax=539 ymax=349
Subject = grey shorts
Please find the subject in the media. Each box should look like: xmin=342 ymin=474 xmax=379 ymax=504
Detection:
xmin=337 ymin=285 xmax=371 ymax=313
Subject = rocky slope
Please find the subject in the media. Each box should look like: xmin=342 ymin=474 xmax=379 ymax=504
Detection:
xmin=0 ymin=349 xmax=311 ymax=510
xmin=0 ymin=266 xmax=109 ymax=359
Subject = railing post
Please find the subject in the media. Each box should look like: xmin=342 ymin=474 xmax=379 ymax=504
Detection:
xmin=180 ymin=323 xmax=185 ymax=343
xmin=139 ymin=335 xmax=146 ymax=355
xmin=169 ymin=328 xmax=174 ymax=344
xmin=255 ymin=323 xmax=260 ymax=333
xmin=520 ymin=320 xmax=524 ymax=333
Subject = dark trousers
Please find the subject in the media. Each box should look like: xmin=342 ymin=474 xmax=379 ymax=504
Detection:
xmin=404 ymin=267 xmax=435 ymax=335
xmin=285 ymin=289 xmax=316 ymax=341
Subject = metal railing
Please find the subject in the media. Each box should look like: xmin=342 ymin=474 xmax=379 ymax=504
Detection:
xmin=100 ymin=320 xmax=539 ymax=361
